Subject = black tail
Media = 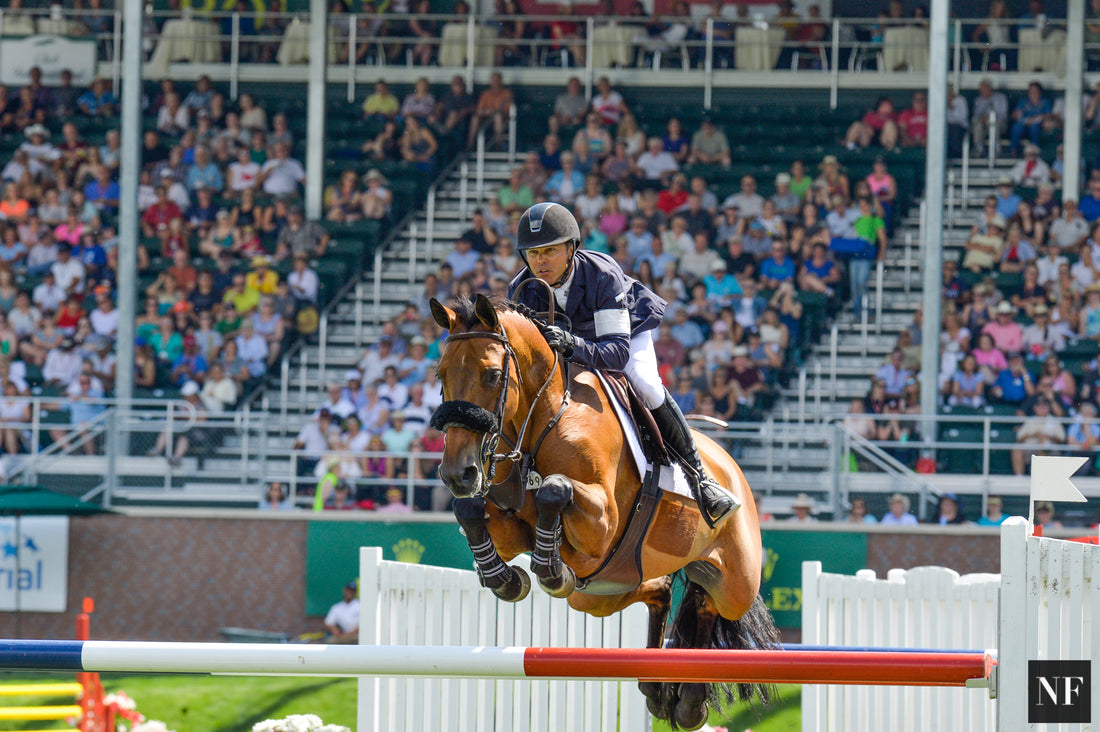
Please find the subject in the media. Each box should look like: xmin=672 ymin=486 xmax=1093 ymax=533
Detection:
xmin=654 ymin=582 xmax=781 ymax=729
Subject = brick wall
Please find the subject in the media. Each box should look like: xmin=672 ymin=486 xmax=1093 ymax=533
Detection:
xmin=0 ymin=515 xmax=310 ymax=642
xmin=867 ymin=531 xmax=1002 ymax=576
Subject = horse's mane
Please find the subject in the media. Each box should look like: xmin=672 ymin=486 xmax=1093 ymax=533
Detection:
xmin=449 ymin=295 xmax=550 ymax=332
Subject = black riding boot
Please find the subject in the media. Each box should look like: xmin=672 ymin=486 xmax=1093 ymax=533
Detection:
xmin=652 ymin=390 xmax=740 ymax=528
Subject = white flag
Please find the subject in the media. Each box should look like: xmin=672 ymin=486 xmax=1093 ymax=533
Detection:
xmin=1030 ymin=455 xmax=1088 ymax=503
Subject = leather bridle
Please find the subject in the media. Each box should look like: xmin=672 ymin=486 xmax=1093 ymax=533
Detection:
xmin=433 ymin=323 xmax=567 ymax=499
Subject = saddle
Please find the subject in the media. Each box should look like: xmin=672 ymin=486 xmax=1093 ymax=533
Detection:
xmin=600 ymin=373 xmax=669 ymax=466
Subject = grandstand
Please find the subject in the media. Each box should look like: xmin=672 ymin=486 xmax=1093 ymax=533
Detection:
xmin=0 ymin=0 xmax=1097 ymax=528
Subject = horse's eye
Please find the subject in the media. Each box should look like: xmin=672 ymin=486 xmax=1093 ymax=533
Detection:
xmin=485 ymin=368 xmax=502 ymax=387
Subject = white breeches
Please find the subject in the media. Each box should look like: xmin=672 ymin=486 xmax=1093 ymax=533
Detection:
xmin=623 ymin=328 xmax=666 ymax=410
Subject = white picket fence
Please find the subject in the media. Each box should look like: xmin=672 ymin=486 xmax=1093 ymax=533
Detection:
xmin=801 ymin=561 xmax=1001 ymax=731
xmin=356 ymin=547 xmax=651 ymax=732
xmin=802 ymin=518 xmax=1100 ymax=732
xmin=999 ymin=517 xmax=1100 ymax=732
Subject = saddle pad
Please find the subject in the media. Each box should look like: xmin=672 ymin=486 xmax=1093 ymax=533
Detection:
xmin=592 ymin=371 xmax=692 ymax=500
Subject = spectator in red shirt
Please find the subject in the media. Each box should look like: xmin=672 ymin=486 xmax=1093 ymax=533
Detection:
xmin=55 ymin=294 xmax=84 ymax=335
xmin=141 ymin=185 xmax=183 ymax=237
xmin=160 ymin=217 xmax=190 ymax=259
xmin=898 ymin=91 xmax=929 ymax=147
xmin=844 ymin=96 xmax=899 ymax=151
xmin=657 ymin=173 xmax=689 ymax=215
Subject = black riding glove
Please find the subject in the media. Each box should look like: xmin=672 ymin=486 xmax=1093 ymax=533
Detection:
xmin=543 ymin=326 xmax=576 ymax=358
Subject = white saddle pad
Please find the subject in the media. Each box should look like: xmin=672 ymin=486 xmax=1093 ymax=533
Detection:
xmin=592 ymin=371 xmax=693 ymax=500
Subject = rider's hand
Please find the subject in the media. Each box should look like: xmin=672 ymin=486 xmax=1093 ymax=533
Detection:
xmin=543 ymin=326 xmax=576 ymax=359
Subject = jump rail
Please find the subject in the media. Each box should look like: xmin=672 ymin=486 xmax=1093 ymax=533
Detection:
xmin=0 ymin=640 xmax=993 ymax=688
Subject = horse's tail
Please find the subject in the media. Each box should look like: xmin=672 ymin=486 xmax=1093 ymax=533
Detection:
xmin=658 ymin=579 xmax=780 ymax=728
xmin=705 ymin=592 xmax=781 ymax=708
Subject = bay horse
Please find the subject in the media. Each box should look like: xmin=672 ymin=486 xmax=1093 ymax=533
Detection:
xmin=429 ymin=294 xmax=778 ymax=730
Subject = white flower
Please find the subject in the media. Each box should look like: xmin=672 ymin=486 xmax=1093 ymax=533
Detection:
xmin=131 ymin=722 xmax=176 ymax=732
xmin=103 ymin=692 xmax=137 ymax=710
xmin=251 ymin=714 xmax=335 ymax=732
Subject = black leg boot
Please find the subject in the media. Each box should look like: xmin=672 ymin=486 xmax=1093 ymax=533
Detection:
xmin=652 ymin=390 xmax=740 ymax=528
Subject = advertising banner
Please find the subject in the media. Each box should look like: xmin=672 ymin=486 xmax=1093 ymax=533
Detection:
xmin=0 ymin=516 xmax=69 ymax=612
xmin=305 ymin=520 xmax=471 ymax=615
xmin=0 ymin=35 xmax=97 ymax=86
xmin=760 ymin=529 xmax=867 ymax=628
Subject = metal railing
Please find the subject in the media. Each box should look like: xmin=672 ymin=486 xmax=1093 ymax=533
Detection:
xmin=0 ymin=8 xmax=1084 ymax=102
xmin=834 ymin=410 xmax=1100 ymax=519
xmin=3 ymin=398 xmax=272 ymax=505
xmin=0 ymin=396 xmax=193 ymax=489
xmin=13 ymin=390 xmax=1098 ymax=520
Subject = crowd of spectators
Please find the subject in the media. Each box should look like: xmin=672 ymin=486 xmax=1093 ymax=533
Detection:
xmin=838 ymin=78 xmax=1100 ymax=478
xmin=766 ymin=491 xmax=1093 ymax=528
xmin=294 ymin=71 xmax=1100 ymax=510
xmin=0 ymin=67 xmax=325 ymax=462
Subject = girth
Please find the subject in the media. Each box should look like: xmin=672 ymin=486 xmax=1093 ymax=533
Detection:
xmin=575 ymin=463 xmax=663 ymax=596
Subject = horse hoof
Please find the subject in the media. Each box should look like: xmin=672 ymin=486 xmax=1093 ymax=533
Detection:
xmin=673 ymin=699 xmax=709 ymax=731
xmin=494 ymin=566 xmax=531 ymax=603
xmin=538 ymin=564 xmax=576 ymax=598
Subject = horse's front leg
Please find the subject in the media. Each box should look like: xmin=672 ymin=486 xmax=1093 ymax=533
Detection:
xmin=530 ymin=473 xmax=577 ymax=598
xmin=453 ymin=496 xmax=531 ymax=602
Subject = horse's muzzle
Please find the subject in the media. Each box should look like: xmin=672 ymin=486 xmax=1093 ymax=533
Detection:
xmin=439 ymin=459 xmax=484 ymax=498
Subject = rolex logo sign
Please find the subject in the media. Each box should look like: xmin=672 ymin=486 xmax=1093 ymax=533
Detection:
xmin=762 ymin=547 xmax=779 ymax=582
xmin=393 ymin=538 xmax=426 ymax=564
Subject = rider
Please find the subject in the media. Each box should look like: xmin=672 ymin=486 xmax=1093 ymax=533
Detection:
xmin=507 ymin=201 xmax=739 ymax=527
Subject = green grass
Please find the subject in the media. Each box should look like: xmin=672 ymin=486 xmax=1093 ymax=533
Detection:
xmin=0 ymin=673 xmax=359 ymax=731
xmin=1 ymin=674 xmax=800 ymax=731
xmin=652 ymin=684 xmax=801 ymax=732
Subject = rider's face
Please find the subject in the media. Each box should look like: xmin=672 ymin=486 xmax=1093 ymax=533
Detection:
xmin=525 ymin=243 xmax=571 ymax=284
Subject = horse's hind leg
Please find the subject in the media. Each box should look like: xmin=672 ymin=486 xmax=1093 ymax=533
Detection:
xmin=652 ymin=582 xmax=716 ymax=732
xmin=673 ymin=590 xmax=718 ymax=731
xmin=529 ymin=474 xmax=577 ymax=598
xmin=453 ymin=497 xmax=531 ymax=602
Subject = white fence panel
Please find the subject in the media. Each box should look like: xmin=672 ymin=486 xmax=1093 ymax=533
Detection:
xmin=802 ymin=560 xmax=999 ymax=732
xmin=357 ymin=547 xmax=651 ymax=732
xmin=998 ymin=519 xmax=1100 ymax=732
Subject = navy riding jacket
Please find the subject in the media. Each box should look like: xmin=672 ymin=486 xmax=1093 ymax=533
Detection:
xmin=507 ymin=249 xmax=666 ymax=372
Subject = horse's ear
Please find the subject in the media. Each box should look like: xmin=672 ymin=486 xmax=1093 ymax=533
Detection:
xmin=429 ymin=298 xmax=457 ymax=332
xmin=474 ymin=294 xmax=499 ymax=331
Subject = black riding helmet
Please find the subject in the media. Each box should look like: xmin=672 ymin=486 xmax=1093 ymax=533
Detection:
xmin=516 ymin=202 xmax=581 ymax=286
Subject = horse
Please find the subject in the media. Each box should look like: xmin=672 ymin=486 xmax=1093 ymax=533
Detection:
xmin=428 ymin=294 xmax=778 ymax=730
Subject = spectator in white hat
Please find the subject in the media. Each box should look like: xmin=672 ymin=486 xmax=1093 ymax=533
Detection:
xmin=1010 ymin=143 xmax=1051 ymax=188
xmin=786 ymin=493 xmax=817 ymax=523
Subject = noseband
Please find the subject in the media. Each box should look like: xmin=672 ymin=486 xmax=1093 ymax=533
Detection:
xmin=431 ymin=324 xmax=565 ymax=498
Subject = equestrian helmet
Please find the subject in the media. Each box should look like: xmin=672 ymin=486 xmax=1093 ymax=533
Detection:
xmin=516 ymin=202 xmax=581 ymax=252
